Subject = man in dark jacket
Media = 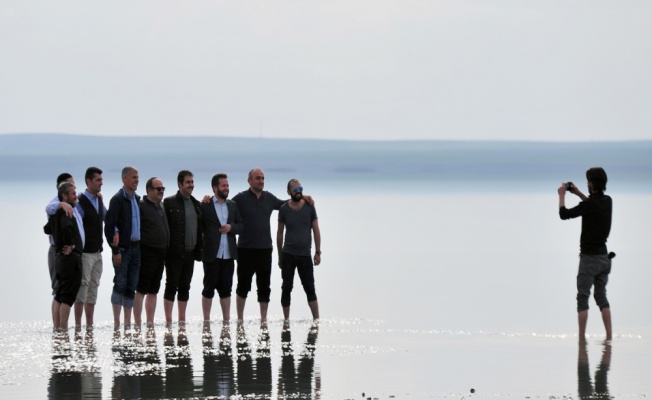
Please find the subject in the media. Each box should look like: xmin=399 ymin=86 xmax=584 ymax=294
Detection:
xmin=104 ymin=166 xmax=141 ymax=328
xmin=200 ymin=173 xmax=244 ymax=322
xmin=51 ymin=181 xmax=83 ymax=331
xmin=559 ymin=167 xmax=613 ymax=341
xmin=134 ymin=177 xmax=170 ymax=326
xmin=163 ymin=170 xmax=202 ymax=324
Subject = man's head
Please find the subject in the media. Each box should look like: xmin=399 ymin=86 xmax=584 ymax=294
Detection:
xmin=146 ymin=177 xmax=165 ymax=204
xmin=121 ymin=166 xmax=139 ymax=193
xmin=56 ymin=173 xmax=74 ymax=187
xmin=85 ymin=166 xmax=103 ymax=195
xmin=586 ymin=167 xmax=608 ymax=194
xmin=286 ymin=179 xmax=303 ymax=202
xmin=58 ymin=181 xmax=77 ymax=205
xmin=177 ymin=170 xmax=194 ymax=198
xmin=211 ymin=173 xmax=229 ymax=200
xmin=248 ymin=168 xmax=265 ymax=193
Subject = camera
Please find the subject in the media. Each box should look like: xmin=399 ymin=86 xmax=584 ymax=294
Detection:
xmin=565 ymin=182 xmax=573 ymax=191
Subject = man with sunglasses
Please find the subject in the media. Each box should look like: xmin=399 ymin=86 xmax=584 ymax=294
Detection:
xmin=134 ymin=177 xmax=170 ymax=326
xmin=276 ymin=179 xmax=321 ymax=321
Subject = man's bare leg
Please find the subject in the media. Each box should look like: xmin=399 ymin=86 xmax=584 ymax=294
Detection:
xmin=164 ymin=299 xmax=174 ymax=324
xmin=259 ymin=301 xmax=268 ymax=321
xmin=74 ymin=301 xmax=84 ymax=327
xmin=578 ymin=310 xmax=588 ymax=342
xmin=202 ymin=296 xmax=212 ymax=321
xmin=123 ymin=306 xmax=133 ymax=328
xmin=236 ymin=295 xmax=246 ymax=321
xmin=59 ymin=304 xmax=72 ymax=330
xmin=220 ymin=297 xmax=231 ymax=322
xmin=134 ymin=292 xmax=145 ymax=326
xmin=52 ymin=299 xmax=59 ymax=328
xmin=112 ymin=303 xmax=122 ymax=327
xmin=283 ymin=306 xmax=290 ymax=320
xmin=145 ymin=294 xmax=157 ymax=325
xmin=178 ymin=300 xmax=188 ymax=322
xmin=84 ymin=303 xmax=95 ymax=327
xmin=309 ymin=300 xmax=319 ymax=320
xmin=601 ymin=307 xmax=612 ymax=340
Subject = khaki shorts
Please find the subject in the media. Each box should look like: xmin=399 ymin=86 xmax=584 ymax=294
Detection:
xmin=76 ymin=252 xmax=103 ymax=304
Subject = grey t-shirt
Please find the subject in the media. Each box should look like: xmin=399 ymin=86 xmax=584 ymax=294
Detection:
xmin=278 ymin=202 xmax=317 ymax=256
xmin=183 ymin=197 xmax=198 ymax=249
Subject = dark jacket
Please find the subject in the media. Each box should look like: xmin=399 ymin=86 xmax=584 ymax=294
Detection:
xmin=78 ymin=193 xmax=105 ymax=253
xmin=139 ymin=196 xmax=170 ymax=251
xmin=52 ymin=208 xmax=83 ymax=256
xmin=164 ymin=191 xmax=202 ymax=260
xmin=200 ymin=198 xmax=244 ymax=262
xmin=104 ymin=188 xmax=141 ymax=255
xmin=559 ymin=192 xmax=612 ymax=255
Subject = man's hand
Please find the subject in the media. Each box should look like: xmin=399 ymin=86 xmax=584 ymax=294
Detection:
xmin=113 ymin=253 xmax=122 ymax=267
xmin=219 ymin=224 xmax=231 ymax=233
xmin=303 ymin=195 xmax=315 ymax=206
xmin=557 ymin=184 xmax=567 ymax=196
xmin=59 ymin=202 xmax=74 ymax=218
xmin=202 ymin=195 xmax=211 ymax=204
xmin=112 ymin=232 xmax=120 ymax=247
xmin=61 ymin=245 xmax=74 ymax=255
xmin=314 ymin=253 xmax=321 ymax=266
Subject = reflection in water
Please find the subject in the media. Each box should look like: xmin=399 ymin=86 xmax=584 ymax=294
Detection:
xmin=111 ymin=326 xmax=164 ymax=399
xmin=48 ymin=328 xmax=102 ymax=400
xmin=578 ymin=341 xmax=611 ymax=399
xmin=164 ymin=323 xmax=197 ymax=398
xmin=278 ymin=321 xmax=321 ymax=399
xmin=202 ymin=321 xmax=235 ymax=397
xmin=236 ymin=321 xmax=273 ymax=397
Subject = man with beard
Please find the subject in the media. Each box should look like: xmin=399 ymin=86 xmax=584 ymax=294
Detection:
xmin=163 ymin=170 xmax=202 ymax=324
xmin=559 ymin=167 xmax=613 ymax=341
xmin=200 ymin=173 xmax=244 ymax=322
xmin=276 ymin=179 xmax=321 ymax=321
xmin=51 ymin=181 xmax=84 ymax=330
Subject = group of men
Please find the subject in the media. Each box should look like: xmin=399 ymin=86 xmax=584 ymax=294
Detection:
xmin=46 ymin=167 xmax=322 ymax=331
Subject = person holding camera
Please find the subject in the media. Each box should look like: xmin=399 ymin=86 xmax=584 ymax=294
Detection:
xmin=558 ymin=167 xmax=613 ymax=341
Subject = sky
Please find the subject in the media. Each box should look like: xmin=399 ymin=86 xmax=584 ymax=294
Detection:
xmin=1 ymin=1 xmax=651 ymax=142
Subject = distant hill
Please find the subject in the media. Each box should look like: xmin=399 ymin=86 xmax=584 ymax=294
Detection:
xmin=1 ymin=134 xmax=651 ymax=191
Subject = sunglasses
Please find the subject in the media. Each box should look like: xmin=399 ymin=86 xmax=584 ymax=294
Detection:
xmin=151 ymin=187 xmax=166 ymax=192
xmin=291 ymin=186 xmax=303 ymax=193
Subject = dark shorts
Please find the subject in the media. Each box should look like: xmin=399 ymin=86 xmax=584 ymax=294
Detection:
xmin=137 ymin=246 xmax=166 ymax=295
xmin=164 ymin=251 xmax=195 ymax=302
xmin=202 ymin=258 xmax=235 ymax=299
xmin=236 ymin=248 xmax=272 ymax=303
xmin=577 ymin=254 xmax=611 ymax=312
xmin=54 ymin=252 xmax=82 ymax=307
xmin=280 ymin=251 xmax=317 ymax=307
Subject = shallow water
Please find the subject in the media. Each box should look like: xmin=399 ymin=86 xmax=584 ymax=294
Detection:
xmin=1 ymin=182 xmax=651 ymax=398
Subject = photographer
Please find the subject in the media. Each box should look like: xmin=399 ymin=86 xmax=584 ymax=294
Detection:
xmin=558 ymin=167 xmax=613 ymax=341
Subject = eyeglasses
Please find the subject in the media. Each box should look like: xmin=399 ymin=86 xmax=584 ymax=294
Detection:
xmin=151 ymin=187 xmax=165 ymax=192
xmin=291 ymin=186 xmax=303 ymax=193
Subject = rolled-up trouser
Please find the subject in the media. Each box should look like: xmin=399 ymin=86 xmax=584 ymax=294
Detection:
xmin=577 ymin=253 xmax=611 ymax=312
xmin=111 ymin=244 xmax=141 ymax=308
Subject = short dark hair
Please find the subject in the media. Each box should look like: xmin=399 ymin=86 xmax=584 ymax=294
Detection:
xmin=121 ymin=166 xmax=137 ymax=178
xmin=211 ymin=173 xmax=228 ymax=189
xmin=56 ymin=173 xmax=72 ymax=187
xmin=57 ymin=182 xmax=75 ymax=201
xmin=145 ymin=177 xmax=158 ymax=191
xmin=177 ymin=170 xmax=193 ymax=185
xmin=287 ymin=178 xmax=300 ymax=191
xmin=85 ymin=166 xmax=102 ymax=183
xmin=586 ymin=167 xmax=608 ymax=192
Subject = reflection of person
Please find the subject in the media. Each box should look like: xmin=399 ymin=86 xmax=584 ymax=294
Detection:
xmin=200 ymin=173 xmax=244 ymax=322
xmin=51 ymin=182 xmax=84 ymax=331
xmin=577 ymin=341 xmax=611 ymax=399
xmin=134 ymin=178 xmax=170 ymax=326
xmin=202 ymin=322 xmax=235 ymax=398
xmin=277 ymin=179 xmax=322 ymax=320
xmin=559 ymin=167 xmax=613 ymax=341
xmin=74 ymin=167 xmax=106 ymax=328
xmin=235 ymin=322 xmax=271 ymax=397
xmin=104 ymin=166 xmax=141 ymax=328
xmin=277 ymin=322 xmax=320 ymax=398
xmin=164 ymin=324 xmax=195 ymax=399
xmin=163 ymin=170 xmax=202 ymax=324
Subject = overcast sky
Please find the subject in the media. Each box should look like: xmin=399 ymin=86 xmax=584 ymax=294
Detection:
xmin=1 ymin=1 xmax=650 ymax=141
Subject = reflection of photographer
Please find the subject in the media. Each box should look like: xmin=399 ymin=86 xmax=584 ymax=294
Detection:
xmin=577 ymin=341 xmax=611 ymax=399
xmin=558 ymin=167 xmax=613 ymax=341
